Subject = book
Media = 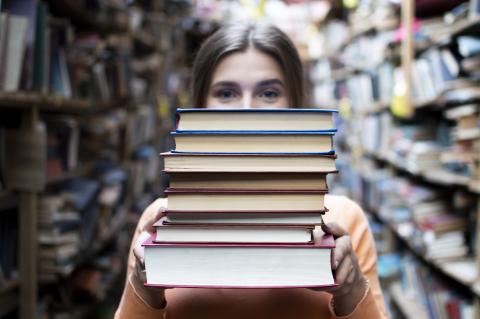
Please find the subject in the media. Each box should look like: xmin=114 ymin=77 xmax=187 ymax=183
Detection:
xmin=33 ymin=1 xmax=49 ymax=93
xmin=2 ymin=14 xmax=28 ymax=91
xmin=175 ymin=108 xmax=337 ymax=132
xmin=44 ymin=116 xmax=79 ymax=179
xmin=444 ymin=104 xmax=478 ymax=120
xmin=164 ymin=211 xmax=327 ymax=226
xmin=1 ymin=0 xmax=38 ymax=91
xmin=172 ymin=131 xmax=335 ymax=154
xmin=153 ymin=220 xmax=314 ymax=244
xmin=162 ymin=152 xmax=337 ymax=173
xmin=0 ymin=13 xmax=8 ymax=90
xmin=39 ymin=242 xmax=79 ymax=262
xmin=165 ymin=189 xmax=327 ymax=212
xmin=143 ymin=233 xmax=336 ymax=288
xmin=168 ymin=172 xmax=328 ymax=190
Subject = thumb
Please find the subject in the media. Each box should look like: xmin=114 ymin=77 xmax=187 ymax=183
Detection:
xmin=321 ymin=222 xmax=348 ymax=239
xmin=134 ymin=231 xmax=152 ymax=265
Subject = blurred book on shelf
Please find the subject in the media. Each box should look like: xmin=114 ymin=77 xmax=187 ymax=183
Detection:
xmin=44 ymin=116 xmax=79 ymax=180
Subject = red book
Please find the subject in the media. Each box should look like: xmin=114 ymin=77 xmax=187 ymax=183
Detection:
xmin=163 ymin=210 xmax=328 ymax=226
xmin=142 ymin=233 xmax=337 ymax=289
xmin=153 ymin=218 xmax=314 ymax=244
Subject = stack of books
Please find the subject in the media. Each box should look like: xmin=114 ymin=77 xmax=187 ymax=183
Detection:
xmin=143 ymin=108 xmax=339 ymax=289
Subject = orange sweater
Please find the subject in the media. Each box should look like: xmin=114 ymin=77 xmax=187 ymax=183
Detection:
xmin=115 ymin=195 xmax=388 ymax=319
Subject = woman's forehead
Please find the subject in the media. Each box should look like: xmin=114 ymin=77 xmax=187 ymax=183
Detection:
xmin=210 ymin=49 xmax=286 ymax=87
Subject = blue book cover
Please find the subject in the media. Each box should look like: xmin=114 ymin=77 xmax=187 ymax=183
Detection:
xmin=170 ymin=131 xmax=336 ymax=155
xmin=177 ymin=108 xmax=338 ymax=113
xmin=175 ymin=108 xmax=338 ymax=132
xmin=171 ymin=130 xmax=337 ymax=135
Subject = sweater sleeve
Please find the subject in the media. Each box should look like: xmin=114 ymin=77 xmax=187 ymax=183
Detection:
xmin=114 ymin=276 xmax=167 ymax=319
xmin=114 ymin=198 xmax=168 ymax=319
xmin=326 ymin=196 xmax=388 ymax=319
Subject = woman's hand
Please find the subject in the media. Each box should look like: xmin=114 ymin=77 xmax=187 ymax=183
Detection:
xmin=314 ymin=223 xmax=368 ymax=316
xmin=129 ymin=199 xmax=168 ymax=309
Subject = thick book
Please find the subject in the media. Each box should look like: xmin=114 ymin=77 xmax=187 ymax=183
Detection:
xmin=168 ymin=172 xmax=328 ymax=190
xmin=143 ymin=233 xmax=336 ymax=288
xmin=176 ymin=108 xmax=337 ymax=132
xmin=165 ymin=189 xmax=327 ymax=212
xmin=171 ymin=131 xmax=335 ymax=154
xmin=153 ymin=219 xmax=314 ymax=244
xmin=3 ymin=14 xmax=29 ymax=91
xmin=164 ymin=211 xmax=327 ymax=226
xmin=162 ymin=152 xmax=337 ymax=173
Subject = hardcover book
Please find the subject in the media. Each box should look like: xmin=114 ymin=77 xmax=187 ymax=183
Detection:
xmin=163 ymin=211 xmax=328 ymax=226
xmin=172 ymin=131 xmax=334 ymax=154
xmin=143 ymin=233 xmax=336 ymax=288
xmin=164 ymin=188 xmax=327 ymax=212
xmin=175 ymin=108 xmax=337 ymax=132
xmin=153 ymin=219 xmax=314 ymax=244
xmin=162 ymin=152 xmax=337 ymax=173
xmin=168 ymin=172 xmax=328 ymax=190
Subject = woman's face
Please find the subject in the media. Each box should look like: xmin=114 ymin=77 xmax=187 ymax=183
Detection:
xmin=206 ymin=49 xmax=290 ymax=109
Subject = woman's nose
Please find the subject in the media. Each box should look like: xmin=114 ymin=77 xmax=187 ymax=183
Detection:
xmin=240 ymin=94 xmax=252 ymax=109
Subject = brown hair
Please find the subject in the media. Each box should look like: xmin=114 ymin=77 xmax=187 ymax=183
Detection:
xmin=191 ymin=22 xmax=304 ymax=107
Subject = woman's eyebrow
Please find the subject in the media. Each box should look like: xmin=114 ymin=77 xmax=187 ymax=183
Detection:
xmin=210 ymin=81 xmax=240 ymax=89
xmin=256 ymin=79 xmax=284 ymax=87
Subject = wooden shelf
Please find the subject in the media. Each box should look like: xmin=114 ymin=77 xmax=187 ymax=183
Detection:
xmin=46 ymin=0 xmax=128 ymax=34
xmin=431 ymin=16 xmax=480 ymax=46
xmin=389 ymin=282 xmax=429 ymax=319
xmin=370 ymin=209 xmax=480 ymax=297
xmin=0 ymin=92 xmax=123 ymax=114
xmin=365 ymin=150 xmax=478 ymax=191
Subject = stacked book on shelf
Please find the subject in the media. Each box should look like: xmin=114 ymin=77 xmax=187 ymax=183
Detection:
xmin=443 ymin=104 xmax=480 ymax=189
xmin=143 ymin=108 xmax=339 ymax=288
xmin=38 ymin=195 xmax=82 ymax=282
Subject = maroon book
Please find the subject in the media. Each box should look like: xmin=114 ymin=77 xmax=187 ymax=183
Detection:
xmin=142 ymin=233 xmax=337 ymax=289
xmin=153 ymin=218 xmax=315 ymax=244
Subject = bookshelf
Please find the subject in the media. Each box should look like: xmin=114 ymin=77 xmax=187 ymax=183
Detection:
xmin=313 ymin=0 xmax=480 ymax=317
xmin=369 ymin=206 xmax=479 ymax=297
xmin=389 ymin=282 xmax=429 ymax=319
xmin=45 ymin=0 xmax=128 ymax=34
xmin=0 ymin=91 xmax=124 ymax=113
xmin=363 ymin=149 xmax=480 ymax=193
xmin=0 ymin=1 xmax=192 ymax=318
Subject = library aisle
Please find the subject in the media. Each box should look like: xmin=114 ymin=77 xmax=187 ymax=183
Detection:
xmin=0 ymin=0 xmax=479 ymax=319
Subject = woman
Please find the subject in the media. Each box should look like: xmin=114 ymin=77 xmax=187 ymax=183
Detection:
xmin=115 ymin=22 xmax=387 ymax=319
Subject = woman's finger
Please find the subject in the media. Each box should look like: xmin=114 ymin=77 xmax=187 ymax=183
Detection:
xmin=134 ymin=254 xmax=147 ymax=283
xmin=335 ymin=255 xmax=353 ymax=285
xmin=142 ymin=198 xmax=168 ymax=233
xmin=331 ymin=235 xmax=352 ymax=270
xmin=133 ymin=231 xmax=152 ymax=265
xmin=322 ymin=222 xmax=348 ymax=239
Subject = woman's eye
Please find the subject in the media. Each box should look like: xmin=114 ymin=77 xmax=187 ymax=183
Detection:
xmin=215 ymin=89 xmax=237 ymax=101
xmin=259 ymin=89 xmax=280 ymax=102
